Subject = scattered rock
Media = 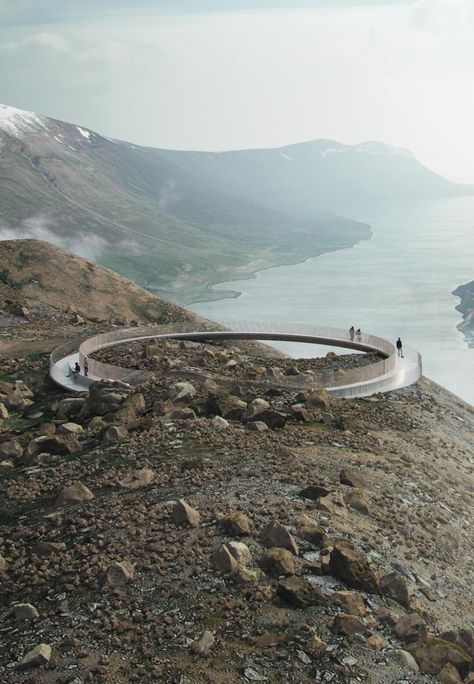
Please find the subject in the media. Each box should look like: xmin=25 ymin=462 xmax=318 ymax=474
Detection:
xmin=437 ymin=663 xmax=463 ymax=684
xmin=335 ymin=614 xmax=367 ymax=636
xmin=56 ymin=481 xmax=94 ymax=506
xmin=344 ymin=489 xmax=371 ymax=515
xmin=210 ymin=415 xmax=229 ymax=429
xmin=206 ymin=390 xmax=247 ymax=420
xmin=32 ymin=541 xmax=67 ymax=556
xmin=171 ymin=499 xmax=201 ymax=528
xmin=299 ymin=483 xmax=331 ymax=500
xmin=261 ymin=547 xmax=296 ymax=576
xmin=12 ymin=603 xmax=39 ymax=620
xmin=0 ymin=439 xmax=22 ymax=459
xmin=303 ymin=389 xmax=332 ymax=409
xmin=394 ymin=613 xmax=427 ymax=644
xmin=16 ymin=643 xmax=51 ymax=670
xmin=253 ymin=409 xmax=288 ymax=430
xmin=408 ymin=637 xmax=471 ymax=676
xmin=396 ymin=649 xmax=420 ymax=671
xmin=219 ymin=512 xmax=251 ymax=536
xmin=58 ymin=422 xmax=83 ymax=435
xmin=318 ymin=492 xmax=348 ymax=517
xmin=261 ymin=521 xmax=298 ymax=555
xmin=105 ymin=560 xmax=134 ymax=587
xmin=243 ymin=398 xmax=270 ymax=420
xmin=307 ymin=635 xmax=328 ymax=657
xmin=339 ymin=468 xmax=366 ymax=488
xmin=192 ymin=630 xmax=215 ymax=656
xmin=102 ymin=425 xmax=128 ymax=443
xmin=211 ymin=545 xmax=238 ymax=574
xmin=380 ymin=571 xmax=411 ymax=608
xmin=331 ymin=590 xmax=366 ymax=616
xmin=367 ymin=634 xmax=387 ymax=650
xmin=246 ymin=420 xmax=269 ymax=432
xmin=0 ymin=555 xmax=7 ymax=573
xmin=329 ymin=542 xmax=379 ymax=593
xmin=227 ymin=541 xmax=252 ymax=566
xmin=118 ymin=468 xmax=155 ymax=490
xmin=277 ymin=576 xmax=326 ymax=608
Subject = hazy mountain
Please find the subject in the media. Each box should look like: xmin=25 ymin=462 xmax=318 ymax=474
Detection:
xmin=0 ymin=104 xmax=471 ymax=303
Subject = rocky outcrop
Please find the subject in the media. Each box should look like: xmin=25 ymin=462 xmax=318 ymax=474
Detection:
xmin=453 ymin=280 xmax=474 ymax=346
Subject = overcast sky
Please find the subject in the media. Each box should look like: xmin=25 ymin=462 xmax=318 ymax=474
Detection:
xmin=1 ymin=0 xmax=473 ymax=183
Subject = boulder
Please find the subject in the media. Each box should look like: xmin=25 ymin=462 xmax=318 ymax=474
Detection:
xmin=0 ymin=439 xmax=22 ymax=459
xmin=307 ymin=635 xmax=328 ymax=658
xmin=58 ymin=422 xmax=83 ymax=435
xmin=331 ymin=590 xmax=366 ymax=616
xmin=318 ymin=493 xmax=348 ymax=518
xmin=105 ymin=560 xmax=134 ymax=586
xmin=394 ymin=613 xmax=427 ymax=644
xmin=291 ymin=404 xmax=312 ymax=422
xmin=80 ymin=379 xmax=131 ymax=417
xmin=277 ymin=576 xmax=326 ymax=608
xmin=328 ymin=542 xmax=379 ymax=593
xmin=218 ymin=512 xmax=251 ymax=536
xmin=102 ymin=425 xmax=128 ymax=443
xmin=211 ymin=545 xmax=238 ymax=574
xmin=192 ymin=630 xmax=215 ymax=656
xmin=243 ymin=398 xmax=270 ymax=420
xmin=335 ymin=614 xmax=367 ymax=636
xmin=408 ymin=638 xmax=471 ymax=677
xmin=26 ymin=435 xmax=80 ymax=458
xmin=57 ymin=397 xmax=86 ymax=420
xmin=0 ymin=402 xmax=8 ymax=419
xmin=32 ymin=541 xmax=66 ymax=557
xmin=339 ymin=468 xmax=365 ymax=488
xmin=396 ymin=649 xmax=419 ymax=671
xmin=0 ymin=555 xmax=7 ymax=573
xmin=246 ymin=421 xmax=269 ymax=432
xmin=171 ymin=499 xmax=201 ymax=528
xmin=380 ymin=571 xmax=411 ymax=608
xmin=437 ymin=663 xmax=463 ymax=684
xmin=367 ymin=634 xmax=388 ymax=650
xmin=5 ymin=381 xmax=33 ymax=410
xmin=253 ymin=409 xmax=288 ymax=430
xmin=169 ymin=382 xmax=196 ymax=403
xmin=206 ymin=390 xmax=247 ymax=420
xmin=16 ymin=643 xmax=51 ymax=670
xmin=344 ymin=489 xmax=371 ymax=515
xmin=299 ymin=483 xmax=331 ymax=501
xmin=227 ymin=541 xmax=252 ymax=566
xmin=118 ymin=468 xmax=155 ymax=490
xmin=210 ymin=415 xmax=229 ymax=429
xmin=261 ymin=521 xmax=298 ymax=555
xmin=56 ymin=481 xmax=94 ymax=506
xmin=303 ymin=389 xmax=332 ymax=409
xmin=12 ymin=603 xmax=39 ymax=620
xmin=261 ymin=547 xmax=296 ymax=576
xmin=166 ymin=407 xmax=196 ymax=421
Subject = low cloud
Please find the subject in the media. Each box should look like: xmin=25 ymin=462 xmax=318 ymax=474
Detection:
xmin=3 ymin=32 xmax=71 ymax=53
xmin=0 ymin=215 xmax=111 ymax=261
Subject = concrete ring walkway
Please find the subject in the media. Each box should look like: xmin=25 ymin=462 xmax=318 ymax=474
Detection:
xmin=49 ymin=323 xmax=422 ymax=398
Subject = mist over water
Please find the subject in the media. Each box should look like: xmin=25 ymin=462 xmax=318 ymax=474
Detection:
xmin=189 ymin=196 xmax=474 ymax=406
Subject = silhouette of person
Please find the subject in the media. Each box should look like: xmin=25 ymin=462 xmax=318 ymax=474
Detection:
xmin=349 ymin=326 xmax=355 ymax=341
xmin=356 ymin=328 xmax=362 ymax=342
xmin=396 ymin=337 xmax=403 ymax=357
xmin=84 ymin=357 xmax=89 ymax=377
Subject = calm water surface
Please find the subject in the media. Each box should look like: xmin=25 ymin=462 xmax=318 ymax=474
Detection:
xmin=189 ymin=197 xmax=474 ymax=405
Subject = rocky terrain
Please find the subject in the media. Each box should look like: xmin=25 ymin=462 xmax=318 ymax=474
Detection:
xmin=0 ymin=244 xmax=473 ymax=684
xmin=453 ymin=281 xmax=474 ymax=347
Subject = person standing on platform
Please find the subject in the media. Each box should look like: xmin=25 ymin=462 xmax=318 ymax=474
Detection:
xmin=396 ymin=337 xmax=403 ymax=357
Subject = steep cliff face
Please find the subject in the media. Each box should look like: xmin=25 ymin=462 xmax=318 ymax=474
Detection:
xmin=453 ymin=280 xmax=474 ymax=346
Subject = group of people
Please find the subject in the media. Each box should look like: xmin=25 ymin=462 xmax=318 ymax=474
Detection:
xmin=67 ymin=357 xmax=89 ymax=378
xmin=348 ymin=326 xmax=362 ymax=342
xmin=350 ymin=326 xmax=404 ymax=357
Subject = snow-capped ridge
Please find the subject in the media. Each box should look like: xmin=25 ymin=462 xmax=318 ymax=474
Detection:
xmin=0 ymin=104 xmax=46 ymax=138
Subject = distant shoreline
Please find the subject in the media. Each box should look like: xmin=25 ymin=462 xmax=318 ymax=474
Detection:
xmin=185 ymin=226 xmax=373 ymax=307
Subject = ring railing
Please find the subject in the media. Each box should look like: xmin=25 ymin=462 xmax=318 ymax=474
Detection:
xmin=73 ymin=323 xmax=408 ymax=394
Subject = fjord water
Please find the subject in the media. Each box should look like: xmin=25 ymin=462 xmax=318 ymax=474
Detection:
xmin=189 ymin=196 xmax=474 ymax=405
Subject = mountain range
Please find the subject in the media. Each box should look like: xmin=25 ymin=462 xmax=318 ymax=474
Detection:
xmin=0 ymin=104 xmax=472 ymax=303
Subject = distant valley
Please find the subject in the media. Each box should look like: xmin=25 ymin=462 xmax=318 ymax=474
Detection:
xmin=0 ymin=104 xmax=472 ymax=304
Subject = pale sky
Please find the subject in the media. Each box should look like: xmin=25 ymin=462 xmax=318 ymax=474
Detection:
xmin=1 ymin=0 xmax=473 ymax=183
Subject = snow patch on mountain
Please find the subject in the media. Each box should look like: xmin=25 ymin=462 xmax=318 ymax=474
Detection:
xmin=0 ymin=104 xmax=45 ymax=137
xmin=356 ymin=141 xmax=414 ymax=158
xmin=76 ymin=126 xmax=91 ymax=141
